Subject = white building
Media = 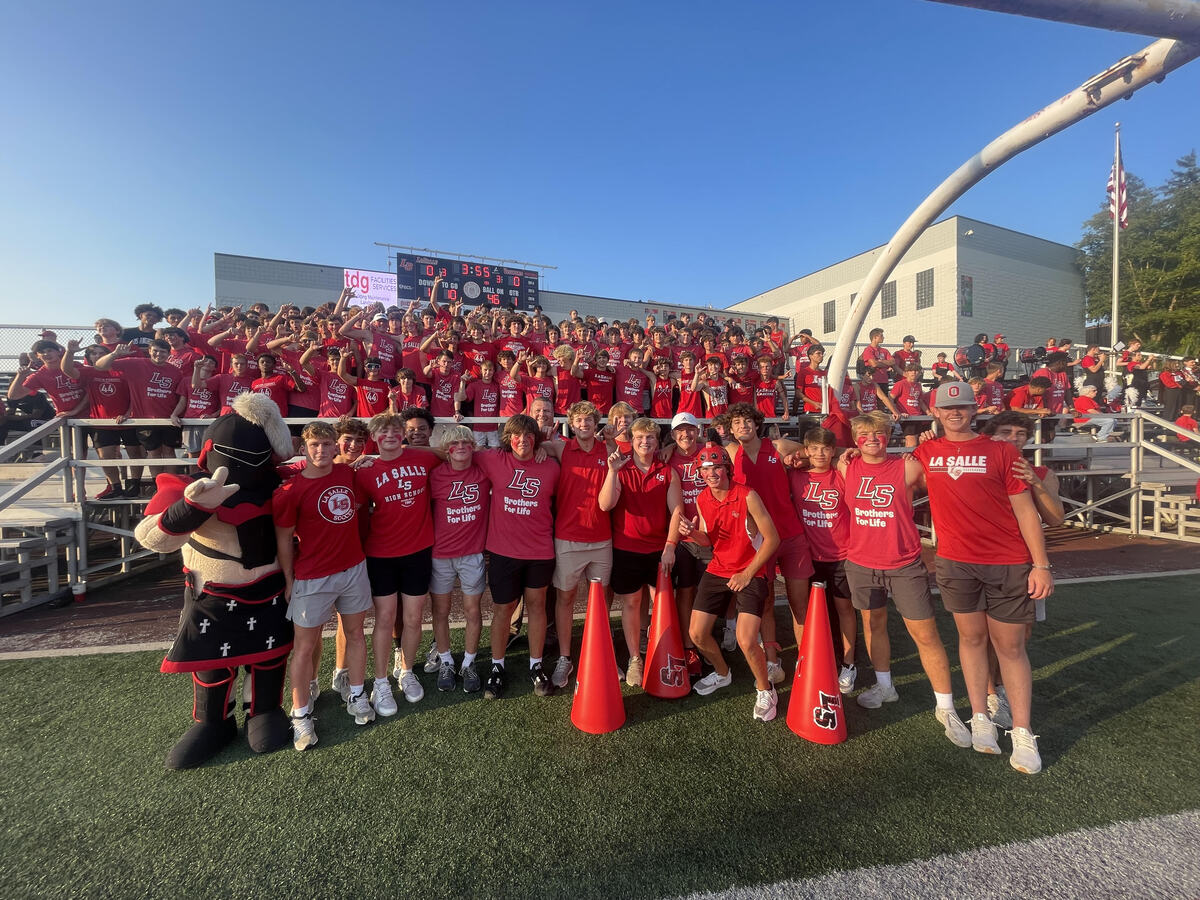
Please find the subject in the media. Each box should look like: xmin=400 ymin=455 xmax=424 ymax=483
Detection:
xmin=730 ymin=216 xmax=1084 ymax=357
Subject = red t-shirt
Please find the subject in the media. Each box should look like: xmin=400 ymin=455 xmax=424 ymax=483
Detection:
xmin=666 ymin=445 xmax=705 ymax=521
xmin=913 ymin=435 xmax=1030 ymax=565
xmin=705 ymin=379 xmax=729 ymax=416
xmin=1032 ymin=367 xmax=1070 ymax=413
xmin=789 ymin=468 xmax=848 ymax=563
xmin=890 ymin=379 xmax=924 ymax=415
xmin=177 ymin=379 xmax=218 ymax=418
xmin=80 ymin=365 xmax=130 ymax=418
xmin=429 ymin=462 xmax=491 ymax=558
xmin=355 ymin=449 xmax=442 ymax=558
xmin=355 ymin=381 xmax=390 ymax=417
xmin=458 ymin=341 xmax=493 ymax=377
xmin=496 ymin=373 xmax=525 ymax=417
xmin=842 ymin=455 xmax=921 ymax=569
xmin=111 ymin=358 xmax=184 ymax=417
xmin=317 ymin=371 xmax=356 ymax=418
xmin=366 ymin=331 xmax=400 ymax=380
xmin=252 ymin=374 xmax=292 ymax=417
xmin=615 ymin=366 xmax=649 ymax=412
xmin=461 ymin=379 xmax=498 ymax=432
xmin=584 ymin=368 xmax=616 ymax=414
xmin=727 ymin=374 xmax=754 ymax=406
xmin=650 ymin=377 xmax=675 ymax=419
xmin=272 ymin=464 xmax=366 ymax=581
xmin=1175 ymin=415 xmax=1197 ymax=441
xmin=753 ymin=376 xmax=779 ymax=417
xmin=166 ymin=349 xmax=202 ymax=376
xmin=429 ymin=370 xmax=460 ymax=418
xmin=474 ymin=449 xmax=560 ymax=560
xmin=1007 ymin=386 xmax=1045 ymax=412
xmin=1073 ymin=395 xmax=1105 ymax=423
xmin=862 ymin=346 xmax=893 ymax=385
xmin=555 ymin=370 xmax=583 ymax=415
xmin=22 ymin=366 xmax=86 ymax=415
xmin=519 ymin=374 xmax=555 ymax=410
xmin=208 ymin=373 xmax=253 ymax=416
xmin=696 ymin=483 xmax=764 ymax=579
xmin=983 ymin=379 xmax=1006 ymax=409
xmin=612 ymin=458 xmax=673 ymax=554
xmin=555 ymin=438 xmax=612 ymax=543
xmin=388 ymin=385 xmax=428 ymax=412
xmin=731 ymin=442 xmax=803 ymax=541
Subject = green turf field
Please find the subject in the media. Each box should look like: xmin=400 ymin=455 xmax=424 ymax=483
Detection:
xmin=2 ymin=576 xmax=1198 ymax=899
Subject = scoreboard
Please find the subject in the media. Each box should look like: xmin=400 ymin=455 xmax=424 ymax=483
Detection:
xmin=395 ymin=254 xmax=539 ymax=311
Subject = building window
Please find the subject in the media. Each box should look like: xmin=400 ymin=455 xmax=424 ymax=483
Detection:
xmin=881 ymin=281 xmax=897 ymax=318
xmin=823 ymin=299 xmax=836 ymax=334
xmin=959 ymin=275 xmax=973 ymax=317
xmin=916 ymin=269 xmax=934 ymax=310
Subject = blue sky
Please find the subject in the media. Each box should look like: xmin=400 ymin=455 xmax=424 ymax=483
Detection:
xmin=2 ymin=0 xmax=1197 ymax=324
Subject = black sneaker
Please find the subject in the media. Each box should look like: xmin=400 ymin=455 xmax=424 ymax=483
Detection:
xmin=531 ymin=661 xmax=553 ymax=697
xmin=483 ymin=663 xmax=506 ymax=700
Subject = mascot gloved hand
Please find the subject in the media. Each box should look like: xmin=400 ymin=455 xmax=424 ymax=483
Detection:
xmin=135 ymin=393 xmax=295 ymax=770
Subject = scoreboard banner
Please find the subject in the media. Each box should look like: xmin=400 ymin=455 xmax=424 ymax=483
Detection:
xmin=342 ymin=268 xmax=397 ymax=308
xmin=396 ymin=254 xmax=539 ymax=311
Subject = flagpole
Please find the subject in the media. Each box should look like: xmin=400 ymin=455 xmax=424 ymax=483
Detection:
xmin=1110 ymin=123 xmax=1121 ymax=372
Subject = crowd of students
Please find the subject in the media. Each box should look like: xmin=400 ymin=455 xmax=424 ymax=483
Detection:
xmin=8 ymin=289 xmax=1198 ymax=776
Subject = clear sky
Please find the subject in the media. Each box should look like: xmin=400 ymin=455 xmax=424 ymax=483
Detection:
xmin=2 ymin=0 xmax=1197 ymax=325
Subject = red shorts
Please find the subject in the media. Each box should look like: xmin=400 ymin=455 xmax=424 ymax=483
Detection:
xmin=769 ymin=532 xmax=815 ymax=582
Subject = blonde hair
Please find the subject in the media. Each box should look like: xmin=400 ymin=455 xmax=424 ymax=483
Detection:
xmin=849 ymin=412 xmax=891 ymax=439
xmin=608 ymin=401 xmax=636 ymax=422
xmin=567 ymin=400 xmax=600 ymax=427
xmin=630 ymin=417 xmax=658 ymax=435
xmin=552 ymin=345 xmax=575 ymax=365
xmin=439 ymin=424 xmax=475 ymax=448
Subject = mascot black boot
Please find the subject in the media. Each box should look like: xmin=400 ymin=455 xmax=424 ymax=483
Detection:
xmin=245 ymin=657 xmax=291 ymax=754
xmin=135 ymin=393 xmax=295 ymax=771
xmin=165 ymin=668 xmax=238 ymax=770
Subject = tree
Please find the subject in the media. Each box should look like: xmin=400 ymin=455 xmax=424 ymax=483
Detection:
xmin=1077 ymin=152 xmax=1200 ymax=355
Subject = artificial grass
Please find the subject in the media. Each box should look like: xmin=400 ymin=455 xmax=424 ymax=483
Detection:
xmin=1 ymin=576 xmax=1197 ymax=899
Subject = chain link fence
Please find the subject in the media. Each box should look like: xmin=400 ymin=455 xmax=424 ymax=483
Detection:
xmin=0 ymin=324 xmax=97 ymax=373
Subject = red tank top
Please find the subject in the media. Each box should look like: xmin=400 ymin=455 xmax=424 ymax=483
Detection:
xmin=842 ymin=455 xmax=921 ymax=569
xmin=677 ymin=378 xmax=703 ymax=416
xmin=696 ymin=483 xmax=764 ymax=579
xmin=732 ymin=442 xmax=803 ymax=541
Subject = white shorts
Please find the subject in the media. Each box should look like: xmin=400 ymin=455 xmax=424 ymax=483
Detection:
xmin=430 ymin=553 xmax=486 ymax=596
xmin=473 ymin=429 xmax=501 ymax=449
xmin=551 ymin=539 xmax=613 ymax=591
xmin=287 ymin=561 xmax=372 ymax=628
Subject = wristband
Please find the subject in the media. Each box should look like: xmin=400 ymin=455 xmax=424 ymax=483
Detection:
xmin=664 ymin=540 xmax=677 ymax=547
xmin=1032 ymin=564 xmax=1052 ymax=571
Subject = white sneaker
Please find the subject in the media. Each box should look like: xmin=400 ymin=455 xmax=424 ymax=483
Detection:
xmin=1009 ymin=727 xmax=1043 ymax=774
xmin=838 ymin=664 xmax=857 ymax=694
xmin=693 ymin=670 xmax=733 ymax=696
xmin=291 ymin=712 xmax=317 ymax=751
xmin=308 ymin=679 xmax=320 ymax=705
xmin=423 ymin=643 xmax=441 ymax=674
xmin=766 ymin=660 xmax=785 ymax=686
xmin=720 ymin=624 xmax=737 ymax=652
xmin=971 ymin=712 xmax=1002 ymax=754
xmin=551 ymin=656 xmax=574 ymax=689
xmin=753 ymin=688 xmax=778 ymax=722
xmin=935 ymin=707 xmax=972 ymax=748
xmin=987 ymin=691 xmax=1013 ymax=730
xmin=371 ymin=678 xmax=398 ymax=716
xmin=399 ymin=670 xmax=424 ymax=704
xmin=856 ymin=681 xmax=899 ymax=709
xmin=331 ymin=668 xmax=351 ymax=702
xmin=346 ymin=692 xmax=375 ymax=726
xmin=391 ymin=649 xmax=404 ymax=681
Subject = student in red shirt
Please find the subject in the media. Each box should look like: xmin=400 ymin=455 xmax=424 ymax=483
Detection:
xmin=752 ymin=355 xmax=788 ymax=421
xmin=583 ymin=349 xmax=617 ymax=415
xmin=273 ymin=421 xmax=374 ymax=750
xmin=649 ymin=356 xmax=676 ymax=421
xmin=96 ymin=339 xmax=186 ymax=463
xmin=889 ymin=363 xmax=929 ymax=448
xmin=551 ymin=345 xmax=585 ymax=415
xmin=931 ymin=352 xmax=955 ymax=379
xmin=700 ymin=355 xmax=730 ymax=418
xmin=676 ymin=443 xmax=780 ymax=721
xmin=839 ymin=411 xmax=972 ymax=749
xmin=457 ymin=359 xmax=502 ymax=449
xmin=339 ymin=354 xmax=390 ymax=418
xmin=614 ymin=347 xmax=654 ymax=415
xmin=177 ymin=355 xmax=220 ymax=456
xmin=675 ymin=351 xmax=704 ymax=420
xmin=915 ymin=382 xmax=1053 ymax=774
xmin=428 ymin=424 xmax=491 ymax=694
xmin=250 ymin=353 xmax=304 ymax=420
xmin=893 ymin=335 xmax=922 ymax=371
xmin=538 ymin=401 xmax=613 ymax=689
xmin=726 ymin=355 xmax=755 ymax=407
xmin=387 ymin=368 xmax=427 ymax=415
xmin=66 ymin=343 xmax=144 ymax=499
xmin=9 ymin=340 xmax=88 ymax=419
xmin=598 ymin=417 xmax=684 ymax=687
xmin=475 ymin=415 xmax=561 ymax=699
xmin=861 ymin=328 xmax=897 ymax=389
xmin=512 ymin=352 xmax=555 ymax=413
xmin=788 ymin=426 xmax=858 ymax=693
xmin=1176 ymin=404 xmax=1198 ymax=442
xmin=663 ymin=412 xmax=708 ymax=675
xmin=356 ymin=412 xmax=444 ymax=707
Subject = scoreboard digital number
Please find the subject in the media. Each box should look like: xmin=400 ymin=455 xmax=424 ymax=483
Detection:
xmin=395 ymin=254 xmax=539 ymax=311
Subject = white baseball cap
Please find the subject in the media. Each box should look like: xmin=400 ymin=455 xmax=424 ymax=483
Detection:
xmin=671 ymin=412 xmax=700 ymax=430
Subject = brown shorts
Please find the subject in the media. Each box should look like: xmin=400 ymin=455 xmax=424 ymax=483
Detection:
xmin=934 ymin=557 xmax=1034 ymax=624
xmin=844 ymin=558 xmax=934 ymax=620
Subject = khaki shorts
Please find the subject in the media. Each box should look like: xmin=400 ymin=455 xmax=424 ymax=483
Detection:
xmin=552 ymin=539 xmax=613 ymax=591
xmin=287 ymin=561 xmax=372 ymax=628
xmin=844 ymin=558 xmax=934 ymax=621
xmin=934 ymin=557 xmax=1035 ymax=625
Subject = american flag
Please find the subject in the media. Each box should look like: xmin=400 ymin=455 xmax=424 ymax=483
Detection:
xmin=1107 ymin=132 xmax=1128 ymax=230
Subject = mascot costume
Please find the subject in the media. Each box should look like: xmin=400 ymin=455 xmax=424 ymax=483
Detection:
xmin=135 ymin=393 xmax=295 ymax=769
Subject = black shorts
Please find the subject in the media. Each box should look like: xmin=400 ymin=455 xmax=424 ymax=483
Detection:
xmin=611 ymin=547 xmax=662 ymax=595
xmin=811 ymin=558 xmax=851 ymax=599
xmin=693 ymin=571 xmax=769 ymax=618
xmin=487 ymin=553 xmax=555 ymax=606
xmin=136 ymin=425 xmax=182 ymax=451
xmin=366 ymin=546 xmax=434 ymax=598
xmin=287 ymin=405 xmax=317 ymax=438
xmin=900 ymin=420 xmax=926 ymax=437
xmin=671 ymin=543 xmax=706 ymax=590
xmin=90 ymin=427 xmax=139 ymax=449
